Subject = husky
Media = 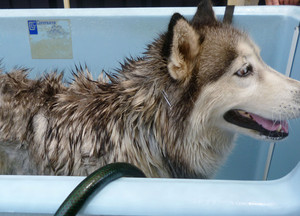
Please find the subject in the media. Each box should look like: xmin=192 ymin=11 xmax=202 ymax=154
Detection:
xmin=0 ymin=0 xmax=300 ymax=178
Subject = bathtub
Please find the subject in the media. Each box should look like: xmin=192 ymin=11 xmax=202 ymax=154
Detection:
xmin=0 ymin=5 xmax=299 ymax=215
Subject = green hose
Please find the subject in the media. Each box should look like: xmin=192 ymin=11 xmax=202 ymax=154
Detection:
xmin=54 ymin=162 xmax=146 ymax=216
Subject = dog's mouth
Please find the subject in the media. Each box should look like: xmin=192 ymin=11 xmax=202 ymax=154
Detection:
xmin=224 ymin=109 xmax=288 ymax=140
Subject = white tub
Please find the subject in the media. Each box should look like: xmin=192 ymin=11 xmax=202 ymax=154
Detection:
xmin=0 ymin=6 xmax=299 ymax=215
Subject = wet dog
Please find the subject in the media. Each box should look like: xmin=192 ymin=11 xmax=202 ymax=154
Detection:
xmin=0 ymin=0 xmax=300 ymax=178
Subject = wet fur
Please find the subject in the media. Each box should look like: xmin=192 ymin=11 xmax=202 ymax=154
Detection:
xmin=0 ymin=1 xmax=300 ymax=178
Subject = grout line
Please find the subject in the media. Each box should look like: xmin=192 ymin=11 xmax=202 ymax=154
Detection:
xmin=285 ymin=24 xmax=299 ymax=77
xmin=263 ymin=142 xmax=275 ymax=180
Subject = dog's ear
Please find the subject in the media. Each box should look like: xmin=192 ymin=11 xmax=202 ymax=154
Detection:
xmin=164 ymin=13 xmax=200 ymax=82
xmin=191 ymin=0 xmax=217 ymax=29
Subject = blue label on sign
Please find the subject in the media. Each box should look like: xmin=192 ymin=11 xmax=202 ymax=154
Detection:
xmin=28 ymin=20 xmax=38 ymax=35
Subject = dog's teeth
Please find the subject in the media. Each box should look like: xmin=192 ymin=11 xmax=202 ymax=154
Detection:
xmin=238 ymin=110 xmax=245 ymax=115
xmin=277 ymin=125 xmax=282 ymax=132
xmin=238 ymin=110 xmax=251 ymax=118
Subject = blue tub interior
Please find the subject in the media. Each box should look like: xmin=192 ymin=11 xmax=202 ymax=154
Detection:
xmin=0 ymin=5 xmax=299 ymax=215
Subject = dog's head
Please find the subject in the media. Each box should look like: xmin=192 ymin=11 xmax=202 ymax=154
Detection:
xmin=161 ymin=0 xmax=300 ymax=141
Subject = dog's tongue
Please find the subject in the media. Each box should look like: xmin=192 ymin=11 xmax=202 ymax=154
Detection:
xmin=250 ymin=113 xmax=288 ymax=133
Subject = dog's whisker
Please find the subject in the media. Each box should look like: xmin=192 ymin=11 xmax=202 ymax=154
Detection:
xmin=162 ymin=90 xmax=172 ymax=108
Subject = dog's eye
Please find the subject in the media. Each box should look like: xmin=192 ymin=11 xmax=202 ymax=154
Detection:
xmin=235 ymin=65 xmax=253 ymax=77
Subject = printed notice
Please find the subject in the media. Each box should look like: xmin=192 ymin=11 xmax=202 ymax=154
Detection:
xmin=28 ymin=19 xmax=73 ymax=59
